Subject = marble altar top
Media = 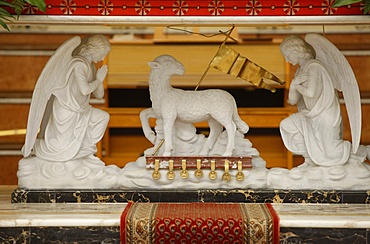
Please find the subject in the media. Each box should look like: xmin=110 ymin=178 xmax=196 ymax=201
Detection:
xmin=1 ymin=186 xmax=370 ymax=229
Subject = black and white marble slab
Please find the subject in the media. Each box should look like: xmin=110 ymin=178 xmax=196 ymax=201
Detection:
xmin=11 ymin=188 xmax=370 ymax=204
xmin=1 ymin=201 xmax=370 ymax=243
xmin=2 ymin=186 xmax=370 ymax=243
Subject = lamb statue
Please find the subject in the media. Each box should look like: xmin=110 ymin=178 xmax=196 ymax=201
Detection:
xmin=141 ymin=54 xmax=250 ymax=157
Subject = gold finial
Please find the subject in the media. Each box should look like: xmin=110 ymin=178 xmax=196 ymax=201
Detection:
xmin=167 ymin=159 xmax=175 ymax=180
xmin=209 ymin=160 xmax=217 ymax=180
xmin=152 ymin=159 xmax=161 ymax=180
xmin=180 ymin=159 xmax=189 ymax=179
xmin=222 ymin=160 xmax=231 ymax=182
xmin=194 ymin=159 xmax=203 ymax=178
xmin=236 ymin=160 xmax=245 ymax=181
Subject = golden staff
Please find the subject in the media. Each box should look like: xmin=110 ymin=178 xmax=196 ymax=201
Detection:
xmin=151 ymin=139 xmax=164 ymax=156
xmin=195 ymin=25 xmax=237 ymax=91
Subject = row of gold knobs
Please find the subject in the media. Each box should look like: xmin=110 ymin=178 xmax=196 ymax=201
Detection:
xmin=152 ymin=159 xmax=245 ymax=181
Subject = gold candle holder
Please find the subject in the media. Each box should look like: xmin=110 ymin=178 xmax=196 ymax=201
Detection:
xmin=209 ymin=160 xmax=217 ymax=180
xmin=194 ymin=159 xmax=203 ymax=178
xmin=167 ymin=159 xmax=175 ymax=180
xmin=236 ymin=160 xmax=245 ymax=181
xmin=152 ymin=159 xmax=161 ymax=180
xmin=222 ymin=160 xmax=231 ymax=182
xmin=180 ymin=159 xmax=189 ymax=179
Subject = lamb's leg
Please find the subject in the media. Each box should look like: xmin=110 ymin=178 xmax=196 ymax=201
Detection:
xmin=222 ymin=121 xmax=236 ymax=156
xmin=199 ymin=118 xmax=223 ymax=156
xmin=162 ymin=116 xmax=176 ymax=156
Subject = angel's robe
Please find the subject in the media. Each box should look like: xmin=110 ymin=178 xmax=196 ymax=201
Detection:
xmin=280 ymin=59 xmax=351 ymax=166
xmin=34 ymin=56 xmax=109 ymax=162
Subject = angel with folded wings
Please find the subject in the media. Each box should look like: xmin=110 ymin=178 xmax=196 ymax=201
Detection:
xmin=22 ymin=35 xmax=111 ymax=162
xmin=279 ymin=34 xmax=362 ymax=167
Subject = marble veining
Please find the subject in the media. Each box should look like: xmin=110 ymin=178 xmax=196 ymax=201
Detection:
xmin=1 ymin=202 xmax=370 ymax=229
xmin=1 ymin=186 xmax=370 ymax=243
xmin=0 ymin=226 xmax=120 ymax=244
xmin=1 ymin=187 xmax=370 ymax=229
xmin=280 ymin=227 xmax=369 ymax=244
xmin=11 ymin=188 xmax=370 ymax=204
xmin=274 ymin=203 xmax=370 ymax=229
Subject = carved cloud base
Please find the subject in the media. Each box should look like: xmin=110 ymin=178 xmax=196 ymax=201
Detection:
xmin=17 ymin=155 xmax=370 ymax=190
xmin=268 ymin=161 xmax=370 ymax=190
xmin=17 ymin=156 xmax=122 ymax=189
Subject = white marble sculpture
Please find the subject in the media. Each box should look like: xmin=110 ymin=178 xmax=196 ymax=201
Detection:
xmin=18 ymin=33 xmax=370 ymax=190
xmin=281 ymin=34 xmax=361 ymax=166
xmin=268 ymin=33 xmax=370 ymax=189
xmin=18 ymin=35 xmax=121 ymax=188
xmin=142 ymin=54 xmax=250 ymax=157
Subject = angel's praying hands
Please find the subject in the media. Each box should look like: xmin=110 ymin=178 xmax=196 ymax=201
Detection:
xmin=22 ymin=35 xmax=111 ymax=163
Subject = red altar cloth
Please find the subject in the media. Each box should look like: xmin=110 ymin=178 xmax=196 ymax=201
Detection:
xmin=16 ymin=0 xmax=364 ymax=16
xmin=121 ymin=202 xmax=279 ymax=244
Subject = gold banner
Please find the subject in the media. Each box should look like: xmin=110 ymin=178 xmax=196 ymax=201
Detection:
xmin=210 ymin=43 xmax=284 ymax=92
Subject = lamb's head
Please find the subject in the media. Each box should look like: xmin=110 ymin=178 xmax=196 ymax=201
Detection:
xmin=148 ymin=54 xmax=185 ymax=76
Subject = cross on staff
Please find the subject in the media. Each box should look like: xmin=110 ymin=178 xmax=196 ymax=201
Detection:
xmin=195 ymin=25 xmax=238 ymax=91
xmin=196 ymin=25 xmax=285 ymax=92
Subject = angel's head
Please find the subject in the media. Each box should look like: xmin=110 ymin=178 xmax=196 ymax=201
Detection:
xmin=78 ymin=35 xmax=111 ymax=63
xmin=280 ymin=35 xmax=315 ymax=65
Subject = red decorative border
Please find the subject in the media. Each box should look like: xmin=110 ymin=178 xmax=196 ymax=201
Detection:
xmin=20 ymin=0 xmax=364 ymax=16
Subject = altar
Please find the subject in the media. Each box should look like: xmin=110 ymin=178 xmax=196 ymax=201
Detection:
xmin=2 ymin=0 xmax=370 ymax=243
xmin=2 ymin=186 xmax=370 ymax=243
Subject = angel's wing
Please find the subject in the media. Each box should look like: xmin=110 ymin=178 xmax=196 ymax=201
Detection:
xmin=22 ymin=36 xmax=81 ymax=157
xmin=305 ymin=33 xmax=361 ymax=153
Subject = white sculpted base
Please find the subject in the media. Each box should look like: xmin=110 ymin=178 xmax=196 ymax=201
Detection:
xmin=17 ymin=146 xmax=370 ymax=190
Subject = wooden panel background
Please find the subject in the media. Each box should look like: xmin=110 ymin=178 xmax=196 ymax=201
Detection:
xmin=0 ymin=56 xmax=47 ymax=92
xmin=107 ymin=43 xmax=286 ymax=88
